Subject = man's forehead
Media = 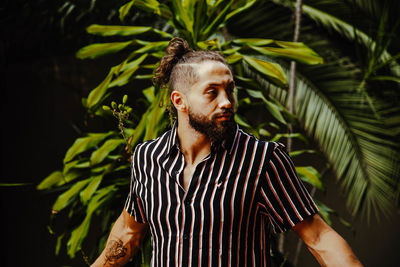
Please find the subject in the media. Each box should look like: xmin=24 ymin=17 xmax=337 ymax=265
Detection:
xmin=175 ymin=61 xmax=233 ymax=92
xmin=196 ymin=61 xmax=231 ymax=77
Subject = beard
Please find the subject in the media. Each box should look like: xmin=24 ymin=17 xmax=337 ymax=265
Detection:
xmin=188 ymin=108 xmax=236 ymax=143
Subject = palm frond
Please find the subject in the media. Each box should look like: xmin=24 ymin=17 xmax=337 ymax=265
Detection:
xmin=243 ymin=0 xmax=400 ymax=78
xmin=245 ymin=59 xmax=400 ymax=219
xmin=296 ymin=0 xmax=400 ymax=76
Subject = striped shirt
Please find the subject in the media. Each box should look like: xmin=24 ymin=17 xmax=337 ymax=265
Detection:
xmin=125 ymin=123 xmax=318 ymax=267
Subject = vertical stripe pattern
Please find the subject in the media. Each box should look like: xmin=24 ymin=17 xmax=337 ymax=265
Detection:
xmin=125 ymin=124 xmax=318 ymax=267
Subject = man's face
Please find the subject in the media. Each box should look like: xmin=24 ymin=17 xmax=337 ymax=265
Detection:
xmin=185 ymin=61 xmax=236 ymax=142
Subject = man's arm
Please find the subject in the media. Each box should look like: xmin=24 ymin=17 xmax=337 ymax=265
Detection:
xmin=293 ymin=214 xmax=363 ymax=267
xmin=91 ymin=209 xmax=148 ymax=267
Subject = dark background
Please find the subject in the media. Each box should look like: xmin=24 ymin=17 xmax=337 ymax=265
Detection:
xmin=1 ymin=1 xmax=400 ymax=266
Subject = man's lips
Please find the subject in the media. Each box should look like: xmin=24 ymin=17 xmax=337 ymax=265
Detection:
xmin=215 ymin=112 xmax=233 ymax=120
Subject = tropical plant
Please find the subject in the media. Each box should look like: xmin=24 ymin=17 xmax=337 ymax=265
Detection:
xmin=37 ymin=0 xmax=400 ymax=265
xmin=228 ymin=0 xmax=400 ymax=219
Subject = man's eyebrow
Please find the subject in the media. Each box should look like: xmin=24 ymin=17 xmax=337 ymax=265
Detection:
xmin=206 ymin=81 xmax=235 ymax=87
xmin=206 ymin=83 xmax=222 ymax=87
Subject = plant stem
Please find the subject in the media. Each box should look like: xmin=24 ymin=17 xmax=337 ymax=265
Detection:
xmin=287 ymin=0 xmax=303 ymax=153
xmin=285 ymin=0 xmax=303 ymax=259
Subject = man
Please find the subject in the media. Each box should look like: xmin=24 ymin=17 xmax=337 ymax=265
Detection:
xmin=91 ymin=38 xmax=362 ymax=267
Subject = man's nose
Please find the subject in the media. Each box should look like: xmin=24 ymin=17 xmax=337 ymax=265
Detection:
xmin=218 ymin=91 xmax=232 ymax=109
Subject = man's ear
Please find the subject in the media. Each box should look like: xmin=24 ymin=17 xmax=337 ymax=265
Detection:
xmin=171 ymin=90 xmax=187 ymax=112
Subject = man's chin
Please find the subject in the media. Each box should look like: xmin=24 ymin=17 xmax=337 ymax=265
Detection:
xmin=188 ymin=110 xmax=236 ymax=142
xmin=212 ymin=121 xmax=236 ymax=141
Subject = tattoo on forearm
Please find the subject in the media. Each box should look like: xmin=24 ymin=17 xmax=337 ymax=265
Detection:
xmin=104 ymin=239 xmax=128 ymax=266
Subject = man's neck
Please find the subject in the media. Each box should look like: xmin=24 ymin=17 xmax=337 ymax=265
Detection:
xmin=176 ymin=118 xmax=211 ymax=166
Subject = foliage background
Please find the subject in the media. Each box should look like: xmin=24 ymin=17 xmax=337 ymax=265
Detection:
xmin=1 ymin=0 xmax=400 ymax=266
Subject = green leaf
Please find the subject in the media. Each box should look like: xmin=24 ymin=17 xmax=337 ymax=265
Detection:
xmin=245 ymin=89 xmax=266 ymax=100
xmin=0 ymin=183 xmax=32 ymax=187
xmin=152 ymin=28 xmax=174 ymax=38
xmin=296 ymin=166 xmax=324 ymax=191
xmin=243 ymin=55 xmax=287 ymax=87
xmin=222 ymin=47 xmax=241 ymax=55
xmin=193 ymin=0 xmax=207 ymax=42
xmin=249 ymin=44 xmax=323 ymax=65
xmin=127 ymin=88 xmax=168 ymax=149
xmin=131 ymin=0 xmax=172 ymax=19
xmin=55 ymin=234 xmax=64 ymax=256
xmin=134 ymin=41 xmax=169 ymax=54
xmin=197 ymin=38 xmax=221 ymax=50
xmin=289 ymin=149 xmax=318 ymax=157
xmin=314 ymin=200 xmax=334 ymax=225
xmin=314 ymin=200 xmax=353 ymax=231
xmin=234 ymin=114 xmax=251 ymax=128
xmin=86 ymin=70 xmax=115 ymax=108
xmin=37 ymin=171 xmax=64 ymax=190
xmin=86 ymin=24 xmax=152 ymax=36
xmin=64 ymin=161 xmax=90 ymax=174
xmin=87 ymin=185 xmax=117 ymax=215
xmin=109 ymin=54 xmax=148 ymax=88
xmin=119 ymin=0 xmax=135 ymax=22
xmin=80 ymin=175 xmax=103 ymax=204
xmin=90 ymin=139 xmax=124 ymax=166
xmin=201 ymin=0 xmax=233 ymax=39
xmin=132 ymin=74 xmax=153 ymax=80
xmin=369 ymin=75 xmax=400 ymax=84
xmin=91 ymin=163 xmax=113 ymax=174
xmin=63 ymin=169 xmax=83 ymax=184
xmin=264 ymin=99 xmax=286 ymax=124
xmin=64 ymin=132 xmax=113 ymax=164
xmin=143 ymin=88 xmax=168 ymax=140
xmin=67 ymin=214 xmax=91 ymax=258
xmin=233 ymin=38 xmax=274 ymax=46
xmin=63 ymin=160 xmax=79 ymax=174
xmin=67 ymin=185 xmax=116 ymax=258
xmin=226 ymin=53 xmax=243 ymax=64
xmin=235 ymin=75 xmax=260 ymax=89
xmin=76 ymin=41 xmax=132 ymax=59
xmin=113 ymin=165 xmax=131 ymax=172
xmin=338 ymin=217 xmax=354 ymax=231
xmin=258 ymin=128 xmax=271 ymax=137
xmin=112 ymin=67 xmax=141 ymax=88
xmin=142 ymin=86 xmax=155 ymax=102
xmin=245 ymin=89 xmax=286 ymax=124
xmin=226 ymin=0 xmax=257 ymax=21
xmin=172 ymin=0 xmax=194 ymax=34
xmin=52 ymin=178 xmax=91 ymax=212
xmin=271 ymin=133 xmax=308 ymax=144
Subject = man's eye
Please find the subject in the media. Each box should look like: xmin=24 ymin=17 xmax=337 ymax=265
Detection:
xmin=206 ymin=89 xmax=217 ymax=95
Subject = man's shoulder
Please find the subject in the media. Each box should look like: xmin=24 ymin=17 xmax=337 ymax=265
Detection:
xmin=132 ymin=128 xmax=173 ymax=155
xmin=236 ymin=128 xmax=286 ymax=152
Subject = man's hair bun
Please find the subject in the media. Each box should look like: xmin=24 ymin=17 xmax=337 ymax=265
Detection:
xmin=166 ymin=37 xmax=193 ymax=60
xmin=153 ymin=37 xmax=193 ymax=88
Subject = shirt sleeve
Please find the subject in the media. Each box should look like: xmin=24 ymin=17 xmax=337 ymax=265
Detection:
xmin=124 ymin=144 xmax=147 ymax=223
xmin=259 ymin=142 xmax=318 ymax=233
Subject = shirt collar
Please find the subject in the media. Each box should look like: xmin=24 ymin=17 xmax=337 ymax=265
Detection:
xmin=165 ymin=121 xmax=239 ymax=156
xmin=217 ymin=124 xmax=239 ymax=154
xmin=165 ymin=121 xmax=180 ymax=156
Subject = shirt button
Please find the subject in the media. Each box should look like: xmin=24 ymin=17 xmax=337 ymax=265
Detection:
xmin=175 ymin=170 xmax=179 ymax=175
xmin=183 ymin=234 xmax=188 ymax=240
